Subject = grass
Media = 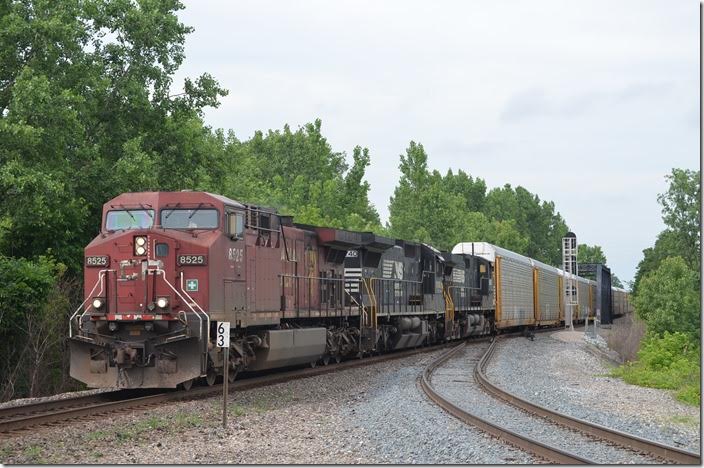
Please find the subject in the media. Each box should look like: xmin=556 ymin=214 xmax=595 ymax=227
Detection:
xmin=610 ymin=332 xmax=700 ymax=406
xmin=669 ymin=415 xmax=699 ymax=428
xmin=85 ymin=429 xmax=108 ymax=441
xmin=22 ymin=444 xmax=43 ymax=463
xmin=0 ymin=444 xmax=11 ymax=460
xmin=229 ymin=403 xmax=247 ymax=417
xmin=82 ymin=410 xmax=207 ymax=447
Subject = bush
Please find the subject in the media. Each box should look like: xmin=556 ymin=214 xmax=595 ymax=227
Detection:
xmin=612 ymin=332 xmax=700 ymax=406
xmin=634 ymin=256 xmax=700 ymax=340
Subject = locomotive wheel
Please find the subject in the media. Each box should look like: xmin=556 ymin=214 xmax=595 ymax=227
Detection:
xmin=310 ymin=360 xmax=317 ymax=368
xmin=205 ymin=366 xmax=217 ymax=386
xmin=322 ymin=355 xmax=330 ymax=366
xmin=228 ymin=367 xmax=237 ymax=383
xmin=179 ymin=378 xmax=194 ymax=391
xmin=334 ymin=355 xmax=341 ymax=364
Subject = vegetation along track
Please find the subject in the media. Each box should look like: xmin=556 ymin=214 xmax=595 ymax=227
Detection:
xmin=0 ymin=339 xmax=464 ymax=437
xmin=476 ymin=338 xmax=701 ymax=465
xmin=421 ymin=339 xmax=697 ymax=464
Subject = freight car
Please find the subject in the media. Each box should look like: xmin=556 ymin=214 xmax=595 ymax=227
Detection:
xmin=69 ymin=191 xmax=630 ymax=389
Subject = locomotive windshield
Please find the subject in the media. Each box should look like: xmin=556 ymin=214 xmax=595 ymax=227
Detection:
xmin=160 ymin=208 xmax=219 ymax=229
xmin=105 ymin=209 xmax=154 ymax=230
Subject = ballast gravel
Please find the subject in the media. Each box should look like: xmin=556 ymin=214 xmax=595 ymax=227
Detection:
xmin=0 ymin=349 xmax=538 ymax=464
xmin=484 ymin=332 xmax=701 ymax=454
xmin=433 ymin=343 xmax=661 ymax=464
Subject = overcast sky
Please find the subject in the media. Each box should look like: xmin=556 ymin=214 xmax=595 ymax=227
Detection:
xmin=174 ymin=0 xmax=699 ymax=284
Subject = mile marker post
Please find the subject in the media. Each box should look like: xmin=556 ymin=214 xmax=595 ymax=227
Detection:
xmin=216 ymin=321 xmax=230 ymax=429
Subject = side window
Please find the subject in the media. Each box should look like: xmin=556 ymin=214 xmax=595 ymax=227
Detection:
xmin=228 ymin=212 xmax=245 ymax=239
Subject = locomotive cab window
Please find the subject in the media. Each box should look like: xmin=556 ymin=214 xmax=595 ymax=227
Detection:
xmin=227 ymin=212 xmax=245 ymax=239
xmin=160 ymin=208 xmax=219 ymax=229
xmin=105 ymin=209 xmax=154 ymax=230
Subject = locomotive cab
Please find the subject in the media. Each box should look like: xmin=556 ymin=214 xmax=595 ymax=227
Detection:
xmin=69 ymin=191 xmax=245 ymax=389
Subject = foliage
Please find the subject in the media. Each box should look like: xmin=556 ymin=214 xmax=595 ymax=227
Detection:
xmin=614 ymin=168 xmax=701 ymax=406
xmin=577 ymin=244 xmax=607 ymax=264
xmin=388 ymin=141 xmax=564 ymax=260
xmin=634 ymin=169 xmax=700 ymax=293
xmin=0 ymin=255 xmax=75 ymax=399
xmin=221 ymin=120 xmax=380 ymax=231
xmin=611 ymin=332 xmax=700 ymax=406
xmin=634 ymin=256 xmax=700 ymax=341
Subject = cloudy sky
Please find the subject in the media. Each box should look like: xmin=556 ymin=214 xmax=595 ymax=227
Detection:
xmin=174 ymin=0 xmax=699 ymax=284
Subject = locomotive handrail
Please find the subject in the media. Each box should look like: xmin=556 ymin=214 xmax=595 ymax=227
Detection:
xmin=178 ymin=271 xmax=210 ymax=346
xmin=149 ymin=269 xmax=205 ymax=343
xmin=69 ymin=269 xmax=113 ymax=338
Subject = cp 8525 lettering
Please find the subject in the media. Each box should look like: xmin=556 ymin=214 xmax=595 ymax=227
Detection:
xmin=177 ymin=254 xmax=207 ymax=266
xmin=85 ymin=255 xmax=109 ymax=267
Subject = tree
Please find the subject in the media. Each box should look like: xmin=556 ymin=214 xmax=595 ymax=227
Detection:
xmin=657 ymin=169 xmax=700 ymax=269
xmin=634 ymin=256 xmax=700 ymax=341
xmin=634 ymin=169 xmax=701 ymax=293
xmin=222 ymin=120 xmax=381 ymax=231
xmin=0 ymin=0 xmax=228 ymax=399
xmin=0 ymin=0 xmax=228 ymax=274
xmin=578 ymin=244 xmax=607 ymax=265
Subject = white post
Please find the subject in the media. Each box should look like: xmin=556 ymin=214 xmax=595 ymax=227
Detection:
xmin=217 ymin=322 xmax=230 ymax=429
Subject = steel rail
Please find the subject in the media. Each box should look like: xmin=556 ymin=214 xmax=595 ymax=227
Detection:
xmin=476 ymin=339 xmax=701 ymax=465
xmin=0 ymin=338 xmax=467 ymax=436
xmin=419 ymin=342 xmax=594 ymax=464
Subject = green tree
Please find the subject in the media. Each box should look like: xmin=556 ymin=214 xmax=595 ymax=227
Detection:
xmin=0 ymin=0 xmax=227 ymax=273
xmin=222 ymin=120 xmax=380 ymax=231
xmin=577 ymin=244 xmax=607 ymax=264
xmin=634 ymin=169 xmax=700 ymax=293
xmin=657 ymin=169 xmax=700 ymax=268
xmin=634 ymin=256 xmax=700 ymax=341
xmin=0 ymin=0 xmax=227 ymax=399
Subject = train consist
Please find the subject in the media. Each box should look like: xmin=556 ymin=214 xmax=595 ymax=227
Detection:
xmin=69 ymin=191 xmax=632 ymax=389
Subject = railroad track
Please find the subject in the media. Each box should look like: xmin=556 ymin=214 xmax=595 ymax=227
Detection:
xmin=421 ymin=338 xmax=701 ymax=465
xmin=477 ymin=338 xmax=701 ymax=465
xmin=0 ymin=339 xmax=462 ymax=437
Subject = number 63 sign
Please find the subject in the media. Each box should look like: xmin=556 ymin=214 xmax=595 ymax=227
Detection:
xmin=216 ymin=322 xmax=230 ymax=348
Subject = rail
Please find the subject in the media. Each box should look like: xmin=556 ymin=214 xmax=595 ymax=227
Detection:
xmin=476 ymin=339 xmax=701 ymax=465
xmin=419 ymin=341 xmax=593 ymax=464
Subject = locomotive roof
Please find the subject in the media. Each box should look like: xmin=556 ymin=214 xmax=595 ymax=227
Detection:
xmin=105 ymin=191 xmax=246 ymax=209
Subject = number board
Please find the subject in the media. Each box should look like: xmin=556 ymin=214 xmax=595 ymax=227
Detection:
xmin=216 ymin=322 xmax=230 ymax=348
xmin=85 ymin=255 xmax=110 ymax=267
xmin=177 ymin=254 xmax=207 ymax=266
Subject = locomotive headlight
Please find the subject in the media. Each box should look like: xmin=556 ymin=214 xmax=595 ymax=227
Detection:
xmin=134 ymin=236 xmax=147 ymax=256
xmin=156 ymin=297 xmax=169 ymax=309
xmin=92 ymin=298 xmax=104 ymax=310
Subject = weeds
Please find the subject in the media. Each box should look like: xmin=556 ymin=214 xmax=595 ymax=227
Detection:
xmin=607 ymin=314 xmax=646 ymax=362
xmin=22 ymin=444 xmax=43 ymax=463
xmin=611 ymin=332 xmax=700 ymax=406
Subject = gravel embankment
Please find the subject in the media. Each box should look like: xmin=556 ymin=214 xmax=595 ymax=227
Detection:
xmin=432 ymin=342 xmax=662 ymax=464
xmin=484 ymin=332 xmax=701 ymax=454
xmin=0 ymin=349 xmax=537 ymax=464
